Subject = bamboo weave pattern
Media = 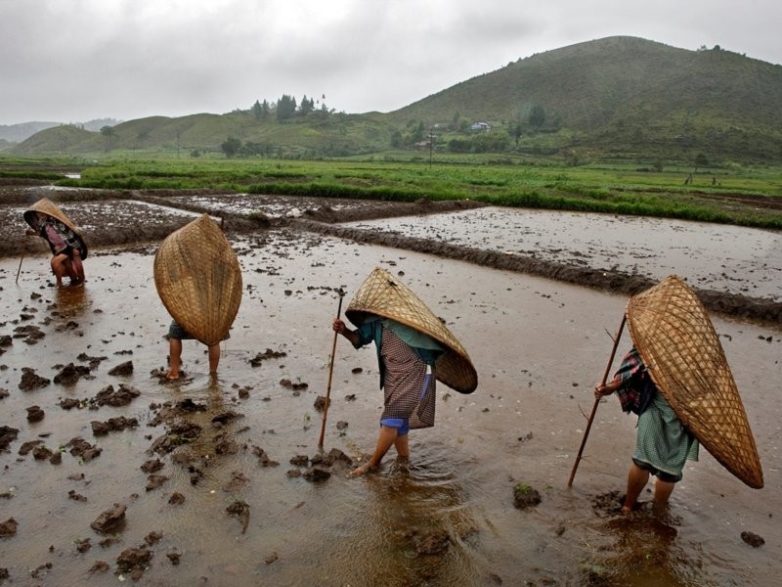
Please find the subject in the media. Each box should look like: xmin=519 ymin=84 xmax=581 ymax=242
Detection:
xmin=627 ymin=275 xmax=763 ymax=488
xmin=154 ymin=215 xmax=242 ymax=346
xmin=24 ymin=197 xmax=89 ymax=259
xmin=346 ymin=267 xmax=477 ymax=394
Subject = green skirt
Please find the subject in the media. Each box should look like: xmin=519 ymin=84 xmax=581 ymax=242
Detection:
xmin=634 ymin=393 xmax=699 ymax=481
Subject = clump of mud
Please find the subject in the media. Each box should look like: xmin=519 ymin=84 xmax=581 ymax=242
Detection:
xmin=108 ymin=360 xmax=133 ymax=376
xmin=249 ymin=348 xmax=287 ymax=367
xmin=226 ymin=500 xmax=250 ymax=534
xmin=92 ymin=384 xmax=140 ymax=407
xmin=18 ymin=368 xmax=50 ymax=391
xmin=741 ymin=531 xmax=765 ymax=547
xmin=116 ymin=546 xmax=152 ymax=580
xmin=53 ymin=363 xmax=92 ymax=385
xmin=513 ymin=483 xmax=542 ymax=510
xmin=0 ymin=427 xmax=18 ymax=451
xmin=90 ymin=504 xmax=127 ymax=535
xmin=91 ymin=417 xmax=138 ymax=436
xmin=0 ymin=518 xmax=18 ymax=537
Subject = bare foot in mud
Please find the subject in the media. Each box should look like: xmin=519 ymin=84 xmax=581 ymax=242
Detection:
xmin=165 ymin=370 xmax=181 ymax=381
xmin=348 ymin=463 xmax=376 ymax=478
xmin=391 ymin=457 xmax=410 ymax=475
xmin=621 ymin=501 xmax=650 ymax=515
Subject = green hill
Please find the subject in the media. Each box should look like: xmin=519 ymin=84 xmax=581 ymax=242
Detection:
xmin=13 ymin=36 xmax=782 ymax=162
xmin=13 ymin=110 xmax=396 ymax=158
xmin=392 ymin=36 xmax=782 ymax=160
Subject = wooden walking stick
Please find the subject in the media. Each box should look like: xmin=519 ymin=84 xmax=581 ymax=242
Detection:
xmin=15 ymin=253 xmax=25 ymax=283
xmin=318 ymin=289 xmax=345 ymax=450
xmin=567 ymin=314 xmax=627 ymax=488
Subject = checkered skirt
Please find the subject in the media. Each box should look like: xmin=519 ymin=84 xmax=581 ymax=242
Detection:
xmin=380 ymin=329 xmax=436 ymax=429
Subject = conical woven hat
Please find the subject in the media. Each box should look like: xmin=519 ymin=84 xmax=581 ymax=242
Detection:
xmin=24 ymin=197 xmax=89 ymax=259
xmin=154 ymin=215 xmax=242 ymax=346
xmin=626 ymin=275 xmax=763 ymax=488
xmin=345 ymin=267 xmax=478 ymax=394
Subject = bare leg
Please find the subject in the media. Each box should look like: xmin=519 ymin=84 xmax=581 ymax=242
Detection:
xmin=50 ymin=254 xmax=69 ymax=286
xmin=350 ymin=425 xmax=398 ymax=477
xmin=208 ymin=343 xmax=220 ymax=377
xmin=622 ymin=462 xmax=650 ymax=514
xmin=653 ymin=478 xmax=675 ymax=512
xmin=166 ymin=338 xmax=183 ymax=380
xmin=70 ymin=249 xmax=85 ymax=283
xmin=394 ymin=434 xmax=410 ymax=459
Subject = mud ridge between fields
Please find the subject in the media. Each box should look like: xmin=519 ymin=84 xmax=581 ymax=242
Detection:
xmin=0 ymin=188 xmax=483 ymax=258
xmin=295 ymin=219 xmax=782 ymax=325
xmin=0 ymin=190 xmax=268 ymax=258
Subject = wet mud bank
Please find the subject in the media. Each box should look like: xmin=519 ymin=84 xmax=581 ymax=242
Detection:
xmin=0 ymin=187 xmax=482 ymax=259
xmin=0 ymin=189 xmax=268 ymax=258
xmin=296 ymin=197 xmax=484 ymax=224
xmin=296 ymin=219 xmax=782 ymax=325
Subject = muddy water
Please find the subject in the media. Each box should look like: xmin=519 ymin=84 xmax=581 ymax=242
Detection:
xmin=343 ymin=207 xmax=782 ymax=302
xmin=0 ymin=231 xmax=780 ymax=586
xmin=167 ymin=193 xmax=386 ymax=219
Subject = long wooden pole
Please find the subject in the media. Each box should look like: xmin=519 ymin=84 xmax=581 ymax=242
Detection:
xmin=567 ymin=314 xmax=627 ymax=488
xmin=15 ymin=253 xmax=25 ymax=283
xmin=318 ymin=289 xmax=345 ymax=450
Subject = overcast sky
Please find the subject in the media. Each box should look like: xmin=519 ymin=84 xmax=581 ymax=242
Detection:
xmin=1 ymin=0 xmax=780 ymax=125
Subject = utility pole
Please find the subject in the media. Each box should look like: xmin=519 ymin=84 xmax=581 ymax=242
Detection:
xmin=428 ymin=127 xmax=435 ymax=168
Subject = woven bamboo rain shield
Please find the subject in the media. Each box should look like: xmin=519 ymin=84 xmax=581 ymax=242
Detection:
xmin=24 ymin=197 xmax=89 ymax=259
xmin=345 ymin=267 xmax=478 ymax=394
xmin=626 ymin=275 xmax=763 ymax=489
xmin=154 ymin=215 xmax=242 ymax=346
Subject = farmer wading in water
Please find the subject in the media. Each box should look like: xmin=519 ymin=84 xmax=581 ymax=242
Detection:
xmin=583 ymin=276 xmax=763 ymax=512
xmin=334 ymin=315 xmax=444 ymax=476
xmin=594 ymin=347 xmax=698 ymax=514
xmin=335 ymin=267 xmax=478 ymax=478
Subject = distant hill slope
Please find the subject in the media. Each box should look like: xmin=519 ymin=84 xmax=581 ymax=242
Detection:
xmin=0 ymin=121 xmax=59 ymax=143
xmin=13 ymin=36 xmax=782 ymax=161
xmin=13 ymin=110 xmax=396 ymax=157
xmin=0 ymin=118 xmax=121 ymax=143
xmin=392 ymin=36 xmax=782 ymax=159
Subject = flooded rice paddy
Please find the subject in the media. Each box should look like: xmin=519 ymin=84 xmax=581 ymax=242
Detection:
xmin=0 ymin=191 xmax=780 ymax=586
xmin=343 ymin=207 xmax=782 ymax=302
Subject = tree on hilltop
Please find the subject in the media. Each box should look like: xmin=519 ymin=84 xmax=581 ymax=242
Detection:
xmin=276 ymin=95 xmax=297 ymax=121
xmin=299 ymin=95 xmax=314 ymax=116
xmin=251 ymin=98 xmax=271 ymax=120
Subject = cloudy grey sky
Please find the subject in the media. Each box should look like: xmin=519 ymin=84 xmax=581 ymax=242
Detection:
xmin=1 ymin=0 xmax=780 ymax=125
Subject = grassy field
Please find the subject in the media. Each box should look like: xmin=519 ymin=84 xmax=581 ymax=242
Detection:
xmin=3 ymin=155 xmax=782 ymax=229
